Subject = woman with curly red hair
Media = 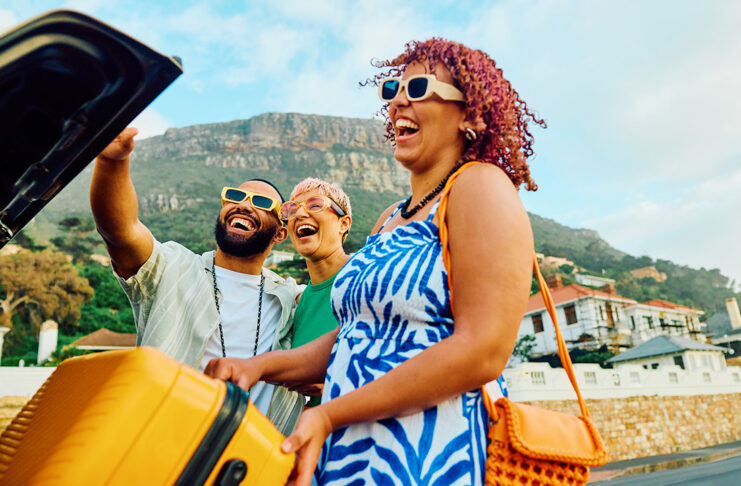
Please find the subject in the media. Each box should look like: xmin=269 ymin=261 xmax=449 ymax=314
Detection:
xmin=205 ymin=38 xmax=544 ymax=485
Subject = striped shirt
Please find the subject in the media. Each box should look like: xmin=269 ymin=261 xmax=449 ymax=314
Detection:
xmin=116 ymin=239 xmax=305 ymax=434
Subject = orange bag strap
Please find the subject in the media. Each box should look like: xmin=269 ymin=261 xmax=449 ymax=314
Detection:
xmin=437 ymin=161 xmax=591 ymax=420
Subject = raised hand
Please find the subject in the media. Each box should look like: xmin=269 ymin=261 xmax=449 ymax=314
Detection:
xmin=98 ymin=126 xmax=139 ymax=162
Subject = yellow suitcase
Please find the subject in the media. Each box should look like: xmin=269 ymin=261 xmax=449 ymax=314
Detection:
xmin=0 ymin=347 xmax=294 ymax=485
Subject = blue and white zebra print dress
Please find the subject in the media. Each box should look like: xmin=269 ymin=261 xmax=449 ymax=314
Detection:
xmin=316 ymin=200 xmax=508 ymax=485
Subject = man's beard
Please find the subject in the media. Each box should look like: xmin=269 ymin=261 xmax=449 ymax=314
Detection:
xmin=214 ymin=214 xmax=278 ymax=258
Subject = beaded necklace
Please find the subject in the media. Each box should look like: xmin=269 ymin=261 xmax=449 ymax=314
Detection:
xmin=211 ymin=256 xmax=264 ymax=358
xmin=400 ymin=163 xmax=461 ymax=219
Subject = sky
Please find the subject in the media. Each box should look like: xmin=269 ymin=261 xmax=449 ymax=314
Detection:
xmin=2 ymin=0 xmax=740 ymax=289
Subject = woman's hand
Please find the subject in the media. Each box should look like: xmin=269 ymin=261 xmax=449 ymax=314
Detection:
xmin=282 ymin=406 xmax=333 ymax=486
xmin=203 ymin=357 xmax=263 ymax=391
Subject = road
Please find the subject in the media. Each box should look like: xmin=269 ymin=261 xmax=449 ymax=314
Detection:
xmin=597 ymin=454 xmax=741 ymax=485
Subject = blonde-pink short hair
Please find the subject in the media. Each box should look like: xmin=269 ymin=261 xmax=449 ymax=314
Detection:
xmin=290 ymin=178 xmax=352 ymax=241
xmin=289 ymin=178 xmax=352 ymax=218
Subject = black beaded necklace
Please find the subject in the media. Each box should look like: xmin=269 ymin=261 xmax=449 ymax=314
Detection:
xmin=400 ymin=163 xmax=461 ymax=219
xmin=211 ymin=256 xmax=264 ymax=358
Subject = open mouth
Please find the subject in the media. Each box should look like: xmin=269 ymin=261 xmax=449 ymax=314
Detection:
xmin=395 ymin=118 xmax=419 ymax=138
xmin=227 ymin=213 xmax=258 ymax=232
xmin=295 ymin=224 xmax=318 ymax=238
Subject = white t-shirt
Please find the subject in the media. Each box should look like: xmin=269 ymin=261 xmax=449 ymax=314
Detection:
xmin=199 ymin=266 xmax=281 ymax=416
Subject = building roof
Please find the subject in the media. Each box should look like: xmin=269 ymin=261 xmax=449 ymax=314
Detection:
xmin=705 ymin=311 xmax=741 ymax=337
xmin=526 ymin=283 xmax=637 ymax=313
xmin=70 ymin=329 xmax=136 ymax=348
xmin=633 ymin=298 xmax=703 ymax=313
xmin=608 ymin=335 xmax=725 ymax=363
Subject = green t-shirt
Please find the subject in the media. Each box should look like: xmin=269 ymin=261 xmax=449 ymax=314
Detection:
xmin=292 ymin=273 xmax=339 ymax=407
xmin=292 ymin=273 xmax=339 ymax=349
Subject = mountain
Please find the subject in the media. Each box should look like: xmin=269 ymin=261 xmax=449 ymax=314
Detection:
xmin=26 ymin=112 xmax=739 ymax=315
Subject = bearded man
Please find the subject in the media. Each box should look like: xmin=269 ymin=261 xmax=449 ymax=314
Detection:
xmin=90 ymin=127 xmax=304 ymax=434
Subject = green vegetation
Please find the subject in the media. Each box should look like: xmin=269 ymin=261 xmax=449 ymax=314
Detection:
xmin=531 ymin=345 xmax=616 ymax=369
xmin=530 ymin=214 xmax=740 ymax=318
xmin=512 ymin=335 xmax=537 ymax=362
xmin=4 ymin=114 xmax=737 ymax=368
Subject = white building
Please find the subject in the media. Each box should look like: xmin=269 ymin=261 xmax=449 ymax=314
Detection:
xmin=519 ymin=283 xmax=707 ymax=356
xmin=623 ymin=299 xmax=705 ymax=345
xmin=575 ymin=274 xmax=615 ymax=288
xmin=607 ymin=335 xmax=727 ymax=372
xmin=264 ymin=250 xmax=296 ymax=267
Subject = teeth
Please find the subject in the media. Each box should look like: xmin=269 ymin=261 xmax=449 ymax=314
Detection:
xmin=230 ymin=217 xmax=255 ymax=231
xmin=296 ymin=224 xmax=318 ymax=237
xmin=395 ymin=119 xmax=419 ymax=130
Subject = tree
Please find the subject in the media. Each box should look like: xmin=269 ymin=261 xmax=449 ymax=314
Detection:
xmin=512 ymin=334 xmax=537 ymax=362
xmin=274 ymin=256 xmax=309 ymax=284
xmin=50 ymin=217 xmax=102 ymax=264
xmin=0 ymin=249 xmax=94 ymax=332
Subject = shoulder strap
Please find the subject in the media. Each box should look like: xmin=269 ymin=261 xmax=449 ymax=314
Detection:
xmin=376 ymin=201 xmax=404 ymax=233
xmin=436 ymin=162 xmax=592 ymax=420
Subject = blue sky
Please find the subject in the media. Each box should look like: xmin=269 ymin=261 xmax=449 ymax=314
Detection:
xmin=2 ymin=0 xmax=740 ymax=289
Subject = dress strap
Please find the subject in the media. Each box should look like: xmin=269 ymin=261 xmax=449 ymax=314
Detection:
xmin=376 ymin=202 xmax=405 ymax=232
xmin=426 ymin=198 xmax=442 ymax=222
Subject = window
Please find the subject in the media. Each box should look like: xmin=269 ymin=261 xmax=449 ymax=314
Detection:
xmin=612 ymin=374 xmax=621 ymax=386
xmin=668 ymin=372 xmax=678 ymax=384
xmin=643 ymin=315 xmax=654 ymax=329
xmin=630 ymin=372 xmax=641 ymax=384
xmin=564 ymin=304 xmax=578 ymax=325
xmin=651 ymin=363 xmax=659 ymax=370
xmin=733 ymin=373 xmax=740 ymax=383
xmin=532 ymin=313 xmax=544 ymax=334
xmin=659 ymin=317 xmax=667 ymax=327
xmin=703 ymin=372 xmax=711 ymax=383
xmin=630 ymin=316 xmax=636 ymax=330
xmin=605 ymin=303 xmax=615 ymax=327
xmin=673 ymin=356 xmax=685 ymax=369
xmin=583 ymin=371 xmax=597 ymax=385
xmin=530 ymin=371 xmax=546 ymax=385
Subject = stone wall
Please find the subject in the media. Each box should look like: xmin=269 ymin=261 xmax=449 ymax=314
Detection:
xmin=527 ymin=393 xmax=741 ymax=461
xmin=2 ymin=393 xmax=740 ymax=462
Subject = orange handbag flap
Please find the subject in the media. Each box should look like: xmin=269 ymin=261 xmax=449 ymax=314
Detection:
xmin=494 ymin=399 xmax=608 ymax=467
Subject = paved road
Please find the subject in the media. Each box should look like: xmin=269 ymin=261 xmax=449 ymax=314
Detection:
xmin=597 ymin=454 xmax=741 ymax=485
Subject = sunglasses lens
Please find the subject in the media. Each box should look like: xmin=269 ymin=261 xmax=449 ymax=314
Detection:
xmin=381 ymin=79 xmax=400 ymax=100
xmin=305 ymin=196 xmax=327 ymax=212
xmin=224 ymin=188 xmax=247 ymax=203
xmin=407 ymin=77 xmax=429 ymax=100
xmin=280 ymin=202 xmax=298 ymax=220
xmin=251 ymin=194 xmax=274 ymax=210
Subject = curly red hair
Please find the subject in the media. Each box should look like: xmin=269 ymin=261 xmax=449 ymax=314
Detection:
xmin=365 ymin=38 xmax=546 ymax=191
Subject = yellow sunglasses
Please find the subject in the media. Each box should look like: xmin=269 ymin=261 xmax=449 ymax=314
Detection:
xmin=220 ymin=187 xmax=283 ymax=224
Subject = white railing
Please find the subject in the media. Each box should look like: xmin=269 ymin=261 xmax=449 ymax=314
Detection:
xmin=485 ymin=362 xmax=741 ymax=402
xmin=0 ymin=367 xmax=55 ymax=397
xmin=5 ymin=362 xmax=741 ymax=403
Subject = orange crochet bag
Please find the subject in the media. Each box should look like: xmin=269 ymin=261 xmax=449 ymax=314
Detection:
xmin=437 ymin=162 xmax=608 ymax=485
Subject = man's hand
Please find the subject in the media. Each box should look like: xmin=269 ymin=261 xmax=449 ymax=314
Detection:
xmin=204 ymin=357 xmax=264 ymax=391
xmin=288 ymin=383 xmax=324 ymax=397
xmin=98 ymin=127 xmax=138 ymax=161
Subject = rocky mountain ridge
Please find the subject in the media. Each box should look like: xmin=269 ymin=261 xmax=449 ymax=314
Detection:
xmin=131 ymin=112 xmax=410 ymax=195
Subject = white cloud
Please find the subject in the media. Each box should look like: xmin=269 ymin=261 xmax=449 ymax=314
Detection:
xmin=130 ymin=108 xmax=172 ymax=139
xmin=0 ymin=9 xmax=19 ymax=34
xmin=585 ymin=166 xmax=741 ymax=285
xmin=62 ymin=0 xmax=112 ymax=12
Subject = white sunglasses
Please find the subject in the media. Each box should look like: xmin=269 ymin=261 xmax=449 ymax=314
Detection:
xmin=378 ymin=74 xmax=465 ymax=102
